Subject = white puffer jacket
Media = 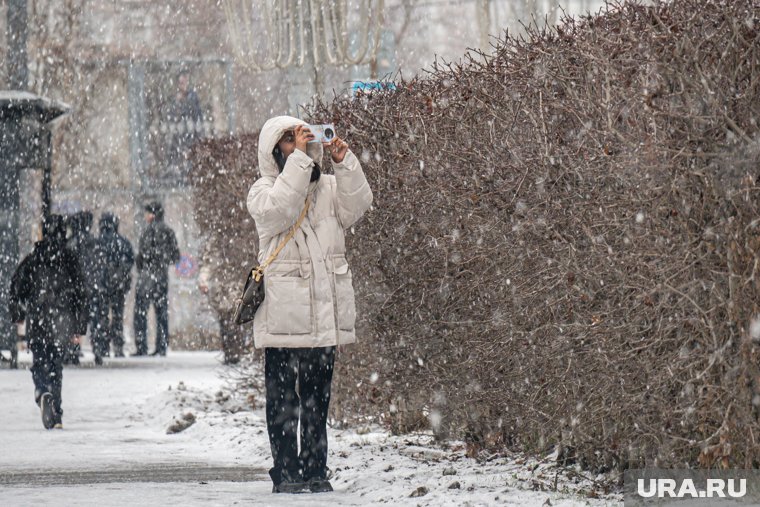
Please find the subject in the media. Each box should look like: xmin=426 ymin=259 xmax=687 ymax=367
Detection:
xmin=246 ymin=116 xmax=373 ymax=348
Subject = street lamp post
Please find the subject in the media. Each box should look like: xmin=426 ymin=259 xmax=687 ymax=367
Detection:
xmin=1 ymin=0 xmax=69 ymax=362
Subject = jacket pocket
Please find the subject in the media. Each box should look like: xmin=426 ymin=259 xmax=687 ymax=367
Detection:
xmin=334 ymin=267 xmax=356 ymax=331
xmin=266 ymin=276 xmax=312 ymax=334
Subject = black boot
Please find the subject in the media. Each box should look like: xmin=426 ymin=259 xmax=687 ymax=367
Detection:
xmin=273 ymin=481 xmax=311 ymax=494
xmin=270 ymin=468 xmax=309 ymax=494
xmin=309 ymin=478 xmax=334 ymax=493
xmin=40 ymin=393 xmax=57 ymax=430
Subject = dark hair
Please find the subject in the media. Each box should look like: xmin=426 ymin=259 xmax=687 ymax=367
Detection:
xmin=100 ymin=212 xmax=119 ymax=233
xmin=42 ymin=214 xmax=66 ymax=240
xmin=273 ymin=145 xmax=287 ymax=172
xmin=144 ymin=201 xmax=165 ymax=221
xmin=272 ymin=145 xmax=321 ymax=181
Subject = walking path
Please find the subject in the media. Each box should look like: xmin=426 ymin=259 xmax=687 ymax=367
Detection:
xmin=0 ymin=350 xmax=621 ymax=506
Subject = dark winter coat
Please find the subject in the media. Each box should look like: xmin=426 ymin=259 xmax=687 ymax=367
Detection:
xmin=66 ymin=212 xmax=99 ymax=295
xmin=95 ymin=213 xmax=134 ymax=295
xmin=9 ymin=218 xmax=89 ymax=341
xmin=136 ymin=205 xmax=180 ymax=283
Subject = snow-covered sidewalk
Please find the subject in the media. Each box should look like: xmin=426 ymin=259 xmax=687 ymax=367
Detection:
xmin=0 ymin=350 xmax=621 ymax=506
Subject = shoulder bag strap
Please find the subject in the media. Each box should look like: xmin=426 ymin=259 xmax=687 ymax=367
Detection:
xmin=252 ymin=196 xmax=311 ymax=282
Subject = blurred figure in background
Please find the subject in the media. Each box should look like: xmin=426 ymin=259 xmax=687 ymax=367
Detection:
xmin=133 ymin=202 xmax=180 ymax=356
xmin=198 ymin=263 xmax=245 ymax=365
xmin=64 ymin=211 xmax=98 ymax=365
xmin=165 ymin=69 xmax=204 ymax=182
xmin=9 ymin=215 xmax=88 ymax=429
xmin=93 ymin=212 xmax=134 ymax=360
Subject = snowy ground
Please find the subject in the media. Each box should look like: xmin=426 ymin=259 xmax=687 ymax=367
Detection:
xmin=0 ymin=349 xmax=622 ymax=506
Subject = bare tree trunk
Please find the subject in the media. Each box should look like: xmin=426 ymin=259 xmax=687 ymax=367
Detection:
xmin=525 ymin=0 xmax=540 ymax=26
xmin=303 ymin=0 xmax=324 ymax=99
xmin=548 ymin=0 xmax=559 ymax=26
xmin=476 ymin=0 xmax=490 ymax=50
xmin=510 ymin=0 xmax=540 ymax=30
xmin=7 ymin=0 xmax=28 ymax=90
xmin=394 ymin=0 xmax=415 ymax=52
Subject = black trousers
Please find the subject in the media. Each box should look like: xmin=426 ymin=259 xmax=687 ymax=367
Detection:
xmin=134 ymin=277 xmax=169 ymax=355
xmin=63 ymin=306 xmax=84 ymax=364
xmin=265 ymin=346 xmax=335 ymax=485
xmin=93 ymin=290 xmax=126 ymax=355
xmin=28 ymin=313 xmax=72 ymax=416
xmin=30 ymin=339 xmax=64 ymax=415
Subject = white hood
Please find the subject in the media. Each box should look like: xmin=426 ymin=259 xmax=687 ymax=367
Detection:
xmin=257 ymin=115 xmax=325 ymax=178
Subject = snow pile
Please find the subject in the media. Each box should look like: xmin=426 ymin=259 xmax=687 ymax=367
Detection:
xmin=153 ymin=362 xmax=622 ymax=506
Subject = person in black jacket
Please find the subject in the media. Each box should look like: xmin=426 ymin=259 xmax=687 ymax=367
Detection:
xmin=64 ymin=211 xmax=98 ymax=365
xmin=93 ymin=213 xmax=134 ymax=360
xmin=9 ymin=215 xmax=88 ymax=429
xmin=165 ymin=70 xmax=204 ymax=170
xmin=133 ymin=202 xmax=180 ymax=356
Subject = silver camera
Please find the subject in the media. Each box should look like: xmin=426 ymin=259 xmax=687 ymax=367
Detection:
xmin=307 ymin=124 xmax=336 ymax=144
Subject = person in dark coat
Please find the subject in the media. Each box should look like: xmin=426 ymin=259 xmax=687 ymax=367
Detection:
xmin=64 ymin=211 xmax=98 ymax=365
xmin=9 ymin=215 xmax=88 ymax=429
xmin=133 ymin=201 xmax=180 ymax=356
xmin=165 ymin=70 xmax=204 ymax=180
xmin=93 ymin=213 xmax=134 ymax=360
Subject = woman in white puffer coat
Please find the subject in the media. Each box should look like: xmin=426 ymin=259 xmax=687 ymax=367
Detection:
xmin=247 ymin=116 xmax=372 ymax=494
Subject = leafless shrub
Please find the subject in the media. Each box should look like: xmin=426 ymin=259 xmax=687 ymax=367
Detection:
xmin=193 ymin=0 xmax=760 ymax=470
xmin=190 ymin=135 xmax=259 ymax=362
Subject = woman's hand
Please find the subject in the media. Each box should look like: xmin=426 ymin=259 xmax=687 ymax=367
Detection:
xmin=294 ymin=125 xmax=315 ymax=153
xmin=325 ymin=137 xmax=349 ymax=164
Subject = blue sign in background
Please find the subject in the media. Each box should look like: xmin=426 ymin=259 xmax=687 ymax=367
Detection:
xmin=175 ymin=253 xmax=198 ymax=279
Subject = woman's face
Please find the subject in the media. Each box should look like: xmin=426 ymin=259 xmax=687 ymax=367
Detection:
xmin=277 ymin=130 xmax=296 ymax=159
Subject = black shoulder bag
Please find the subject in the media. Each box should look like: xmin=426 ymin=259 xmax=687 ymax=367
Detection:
xmin=233 ymin=197 xmax=310 ymax=325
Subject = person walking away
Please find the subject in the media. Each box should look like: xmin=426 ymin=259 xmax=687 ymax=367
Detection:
xmin=9 ymin=215 xmax=88 ymax=429
xmin=247 ymin=117 xmax=373 ymax=493
xmin=133 ymin=202 xmax=180 ymax=356
xmin=65 ymin=211 xmax=98 ymax=364
xmin=93 ymin=212 xmax=134 ymax=359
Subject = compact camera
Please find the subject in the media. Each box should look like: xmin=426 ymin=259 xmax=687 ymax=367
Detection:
xmin=307 ymin=124 xmax=337 ymax=144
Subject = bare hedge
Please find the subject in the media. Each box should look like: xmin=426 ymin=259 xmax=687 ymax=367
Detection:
xmin=192 ymin=0 xmax=760 ymax=470
xmin=190 ymin=136 xmax=259 ymax=362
